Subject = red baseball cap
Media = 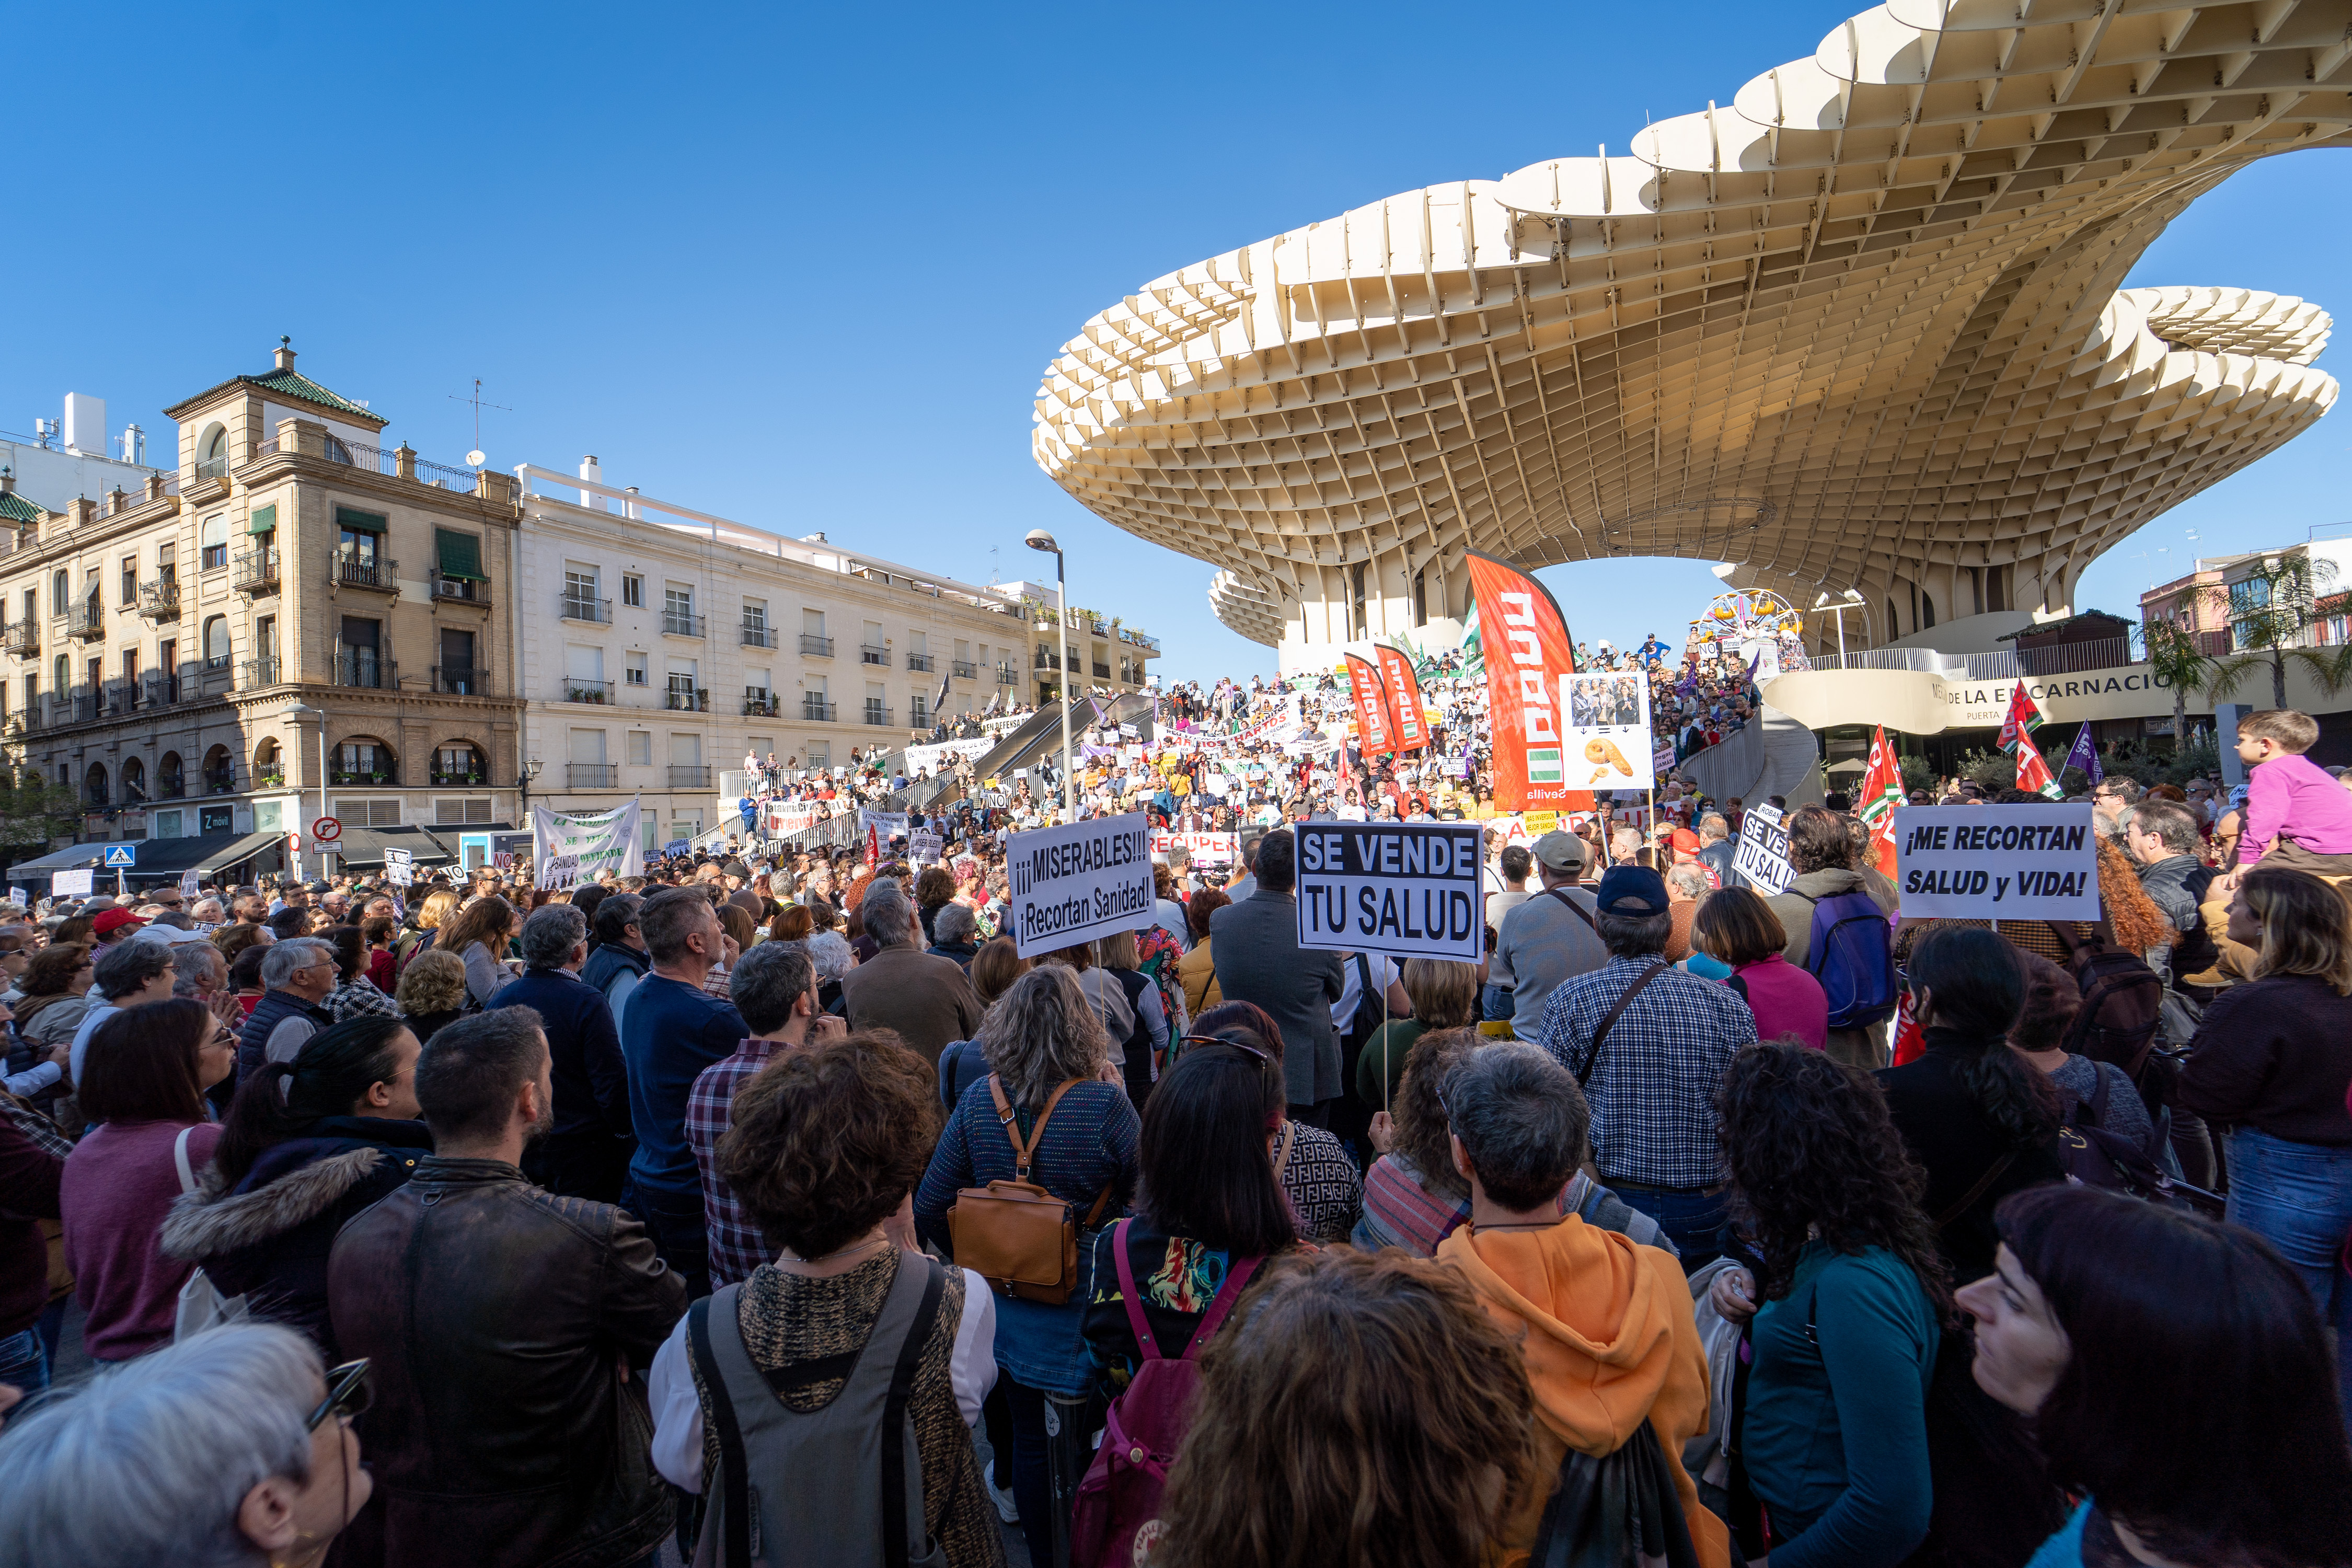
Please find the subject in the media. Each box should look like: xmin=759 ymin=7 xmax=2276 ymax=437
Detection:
xmin=1670 ymin=827 xmax=1702 ymax=853
xmin=91 ymin=908 xmax=147 ymax=936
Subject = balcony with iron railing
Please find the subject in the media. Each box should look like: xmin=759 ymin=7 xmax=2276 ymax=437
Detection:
xmin=192 ymin=455 xmax=231 ymax=483
xmin=951 ymin=660 xmax=976 ymax=679
xmin=663 ymin=688 xmax=709 ymax=712
xmin=232 ymin=547 xmax=281 ymax=594
xmin=1 ymin=621 xmax=36 ymax=656
xmin=802 ymin=697 xmax=837 ymax=722
xmin=799 ymin=633 xmax=834 ymax=657
xmin=156 ymin=764 xmax=185 ymax=798
xmin=661 ymin=610 xmax=705 ymax=639
xmin=204 ymin=764 xmax=244 ymax=795
xmin=743 ymin=694 xmax=778 ymax=717
xmin=859 ymin=644 xmax=889 ymax=665
xmin=568 ymin=763 xmax=618 ymax=789
xmin=906 ymin=652 xmax=933 ymax=673
xmin=137 ymin=580 xmax=180 ymax=621
xmin=996 ymin=664 xmax=1019 ymax=684
xmin=102 ymin=678 xmax=137 ymax=716
xmin=1092 ymin=662 xmax=1111 ymax=679
xmin=336 ymin=553 xmax=399 ymax=593
xmin=431 ymin=665 xmax=489 ymax=696
xmin=862 ymin=702 xmax=892 ymax=727
xmin=668 ymin=765 xmax=712 ymax=790
xmin=434 ymin=574 xmax=489 ymax=605
xmin=332 ymin=650 xmax=396 ymax=690
xmin=560 ymin=593 xmax=612 ymax=625
xmin=253 ymin=434 xmax=489 ymax=497
xmin=560 ymin=679 xmax=616 ymax=705
xmin=239 ymin=656 xmax=284 ymax=690
xmin=329 ymin=764 xmax=399 ymax=787
xmin=740 ymin=622 xmax=776 ymax=649
xmin=1032 ymin=651 xmax=1061 ymax=670
xmin=65 ymin=603 xmax=105 ymax=641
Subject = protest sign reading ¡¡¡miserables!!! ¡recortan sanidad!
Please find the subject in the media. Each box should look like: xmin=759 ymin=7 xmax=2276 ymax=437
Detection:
xmin=1294 ymin=822 xmax=1486 ymax=962
xmin=1004 ymin=812 xmax=1157 ymax=958
xmin=1731 ymin=801 xmax=1795 ymax=895
xmin=1894 ymin=803 xmax=2101 ymax=920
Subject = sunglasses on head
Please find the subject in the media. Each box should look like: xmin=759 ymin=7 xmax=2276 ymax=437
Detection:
xmin=1178 ymin=1032 xmax=1269 ymax=1064
xmin=308 ymin=1358 xmax=372 ymax=1431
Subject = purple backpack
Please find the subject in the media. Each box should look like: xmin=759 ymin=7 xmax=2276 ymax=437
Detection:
xmin=1070 ymin=1222 xmax=1263 ymax=1568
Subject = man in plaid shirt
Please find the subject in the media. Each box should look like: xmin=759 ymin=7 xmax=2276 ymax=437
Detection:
xmin=686 ymin=940 xmax=847 ymax=1287
xmin=1534 ymin=864 xmax=1756 ymax=1272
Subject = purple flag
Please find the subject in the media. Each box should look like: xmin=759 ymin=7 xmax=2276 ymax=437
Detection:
xmin=2061 ymin=722 xmax=2102 ymax=785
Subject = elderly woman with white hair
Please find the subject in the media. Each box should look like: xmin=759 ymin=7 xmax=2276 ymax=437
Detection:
xmin=804 ymin=928 xmax=857 ymax=1016
xmin=0 ymin=1322 xmax=371 ymax=1567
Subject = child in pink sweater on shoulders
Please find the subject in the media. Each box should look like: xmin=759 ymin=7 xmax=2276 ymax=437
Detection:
xmin=2231 ymin=708 xmax=2352 ymax=882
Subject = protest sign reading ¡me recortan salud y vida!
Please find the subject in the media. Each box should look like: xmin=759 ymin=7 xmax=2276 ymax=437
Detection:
xmin=1893 ymin=803 xmax=2101 ymax=921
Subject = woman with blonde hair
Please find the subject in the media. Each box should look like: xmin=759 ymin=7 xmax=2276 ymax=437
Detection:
xmin=706 ymin=903 xmax=757 ymax=1000
xmin=393 ymin=886 xmax=460 ymax=978
xmin=393 ymin=948 xmax=468 ymax=1045
xmin=914 ymin=964 xmax=1138 ymax=1565
xmin=2180 ymin=867 xmax=2352 ymax=1325
xmin=1354 ymin=956 xmax=1479 ymax=1111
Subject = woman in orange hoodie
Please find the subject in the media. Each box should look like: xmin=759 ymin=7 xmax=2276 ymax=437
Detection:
xmin=1435 ymin=1043 xmax=1730 ymax=1568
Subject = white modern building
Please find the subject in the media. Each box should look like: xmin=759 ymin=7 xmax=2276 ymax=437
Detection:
xmin=3 ymin=392 xmax=165 ymax=523
xmin=509 ymin=461 xmax=1042 ymax=845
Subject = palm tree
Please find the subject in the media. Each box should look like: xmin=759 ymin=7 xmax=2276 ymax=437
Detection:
xmin=2205 ymin=554 xmax=2352 ymax=710
xmin=2139 ymin=617 xmax=2217 ymax=755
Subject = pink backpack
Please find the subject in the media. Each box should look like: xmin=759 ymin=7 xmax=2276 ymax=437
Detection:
xmin=1070 ymin=1221 xmax=1263 ymax=1568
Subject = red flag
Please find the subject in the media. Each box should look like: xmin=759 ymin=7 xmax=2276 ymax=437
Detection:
xmin=1373 ymin=641 xmax=1428 ymax=753
xmin=1996 ymin=679 xmax=2042 ymax=754
xmin=2015 ymin=733 xmax=2062 ymax=799
xmin=1343 ymin=652 xmax=1394 ymax=756
xmin=1464 ymin=551 xmax=1594 ymax=813
xmin=1857 ymin=725 xmax=1904 ymax=879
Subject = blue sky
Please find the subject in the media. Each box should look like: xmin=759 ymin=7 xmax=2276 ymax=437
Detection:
xmin=7 ymin=3 xmax=2344 ymax=682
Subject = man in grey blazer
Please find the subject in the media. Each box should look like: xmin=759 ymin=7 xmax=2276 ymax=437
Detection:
xmin=1207 ymin=827 xmax=1346 ymax=1125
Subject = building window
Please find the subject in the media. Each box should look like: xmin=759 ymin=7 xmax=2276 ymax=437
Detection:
xmin=334 ymin=739 xmax=395 ymax=785
xmin=50 ymin=571 xmax=68 ymax=616
xmin=152 ymin=809 xmax=185 ymax=839
xmin=331 ymin=800 xmax=403 ymax=826
xmin=622 ymin=574 xmax=644 ymax=608
xmin=625 ymin=651 xmax=647 ymax=687
xmin=203 ymin=617 xmax=230 ymax=670
xmin=434 ymin=744 xmax=487 ymax=786
xmin=626 ymin=730 xmax=651 ymax=766
xmin=201 ymin=515 xmax=229 ymax=571
xmin=120 ymin=557 xmax=137 ymax=606
xmin=434 ymin=798 xmax=493 ymax=825
xmin=254 ymin=800 xmax=283 ymax=832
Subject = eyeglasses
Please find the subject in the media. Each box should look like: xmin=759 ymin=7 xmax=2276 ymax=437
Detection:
xmin=307 ymin=1358 xmax=373 ymax=1431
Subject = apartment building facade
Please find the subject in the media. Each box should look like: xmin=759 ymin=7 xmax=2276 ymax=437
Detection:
xmin=0 ymin=343 xmax=524 ymax=853
xmin=513 ymin=465 xmax=1041 ymax=844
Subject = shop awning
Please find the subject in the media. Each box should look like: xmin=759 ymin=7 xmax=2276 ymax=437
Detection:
xmin=4 ymin=843 xmax=108 ymax=875
xmin=329 ymin=824 xmax=458 ymax=869
xmin=146 ymin=831 xmax=288 ymax=879
xmin=434 ymin=529 xmax=487 ymax=582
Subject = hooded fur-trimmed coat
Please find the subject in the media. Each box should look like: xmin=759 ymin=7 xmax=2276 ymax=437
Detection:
xmin=159 ymin=1116 xmax=432 ymax=1360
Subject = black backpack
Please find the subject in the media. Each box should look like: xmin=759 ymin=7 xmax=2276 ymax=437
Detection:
xmin=2057 ymin=1068 xmax=2224 ymax=1216
xmin=2046 ymin=921 xmax=2164 ymax=1081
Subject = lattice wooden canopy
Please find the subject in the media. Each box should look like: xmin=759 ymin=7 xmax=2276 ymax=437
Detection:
xmin=1034 ymin=0 xmax=2348 ymax=648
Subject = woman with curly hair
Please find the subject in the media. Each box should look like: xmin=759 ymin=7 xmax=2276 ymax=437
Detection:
xmin=913 ymin=864 xmax=958 ymax=946
xmin=1874 ymin=926 xmax=2065 ymax=1284
xmin=913 ymin=964 xmax=1138 ymax=1565
xmin=1152 ymin=1247 xmax=1534 ymax=1568
xmin=1708 ymin=1041 xmax=1954 ymax=1568
xmin=393 ymin=949 xmax=468 ymax=1045
xmin=646 ymin=1033 xmax=1005 ymax=1568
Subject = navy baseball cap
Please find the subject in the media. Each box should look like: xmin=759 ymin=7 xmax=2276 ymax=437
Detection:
xmin=1595 ymin=865 xmax=1669 ymax=916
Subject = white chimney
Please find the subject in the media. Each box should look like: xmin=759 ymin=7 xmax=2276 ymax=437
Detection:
xmin=62 ymin=394 xmax=106 ymax=457
xmin=623 ymin=485 xmax=641 ymax=520
xmin=579 ymin=455 xmax=604 ymax=511
xmin=120 ymin=424 xmax=145 ymax=466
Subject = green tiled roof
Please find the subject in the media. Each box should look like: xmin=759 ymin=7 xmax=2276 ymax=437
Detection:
xmin=0 ymin=490 xmax=45 ymax=525
xmin=237 ymin=367 xmax=377 ymax=421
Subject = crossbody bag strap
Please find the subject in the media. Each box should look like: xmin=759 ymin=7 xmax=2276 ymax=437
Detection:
xmin=686 ymin=1295 xmax=754 ymax=1568
xmin=2043 ymin=920 xmax=2084 ymax=958
xmin=880 ymin=1257 xmax=947 ymax=1568
xmin=172 ymin=1125 xmax=198 ymax=1195
xmin=1273 ymin=1121 xmax=1297 ymax=1181
xmin=988 ymin=1073 xmax=1081 ymax=1182
xmin=1579 ymin=961 xmax=1670 ymax=1087
xmin=1933 ymin=1149 xmax=2020 ymax=1230
xmin=1545 ymin=885 xmax=1599 ymax=933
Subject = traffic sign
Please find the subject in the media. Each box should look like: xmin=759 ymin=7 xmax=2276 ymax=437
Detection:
xmin=103 ymin=845 xmax=137 ymax=868
xmin=312 ymin=816 xmax=343 ymax=843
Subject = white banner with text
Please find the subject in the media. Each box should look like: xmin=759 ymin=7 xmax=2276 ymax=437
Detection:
xmin=1005 ymin=812 xmax=1156 ymax=957
xmin=1894 ymin=803 xmax=2100 ymax=921
xmin=1295 ymin=822 xmax=1485 ymax=962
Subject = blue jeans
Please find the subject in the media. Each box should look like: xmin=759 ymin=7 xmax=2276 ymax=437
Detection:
xmin=1606 ymin=1182 xmax=1727 ymax=1275
xmin=0 ymin=1326 xmax=47 ymax=1397
xmin=1480 ymin=983 xmax=1515 ymax=1023
xmin=2224 ymin=1128 xmax=2352 ymax=1321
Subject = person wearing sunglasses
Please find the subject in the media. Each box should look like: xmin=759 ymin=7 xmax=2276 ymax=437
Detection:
xmin=0 ymin=1322 xmax=373 ymax=1566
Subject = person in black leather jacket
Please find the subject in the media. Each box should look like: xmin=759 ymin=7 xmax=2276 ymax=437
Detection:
xmin=329 ymin=1007 xmax=685 ymax=1568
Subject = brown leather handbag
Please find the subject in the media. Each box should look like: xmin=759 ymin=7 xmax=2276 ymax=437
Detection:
xmin=950 ymin=1075 xmax=1112 ymax=1304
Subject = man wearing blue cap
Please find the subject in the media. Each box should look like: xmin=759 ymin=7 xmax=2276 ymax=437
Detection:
xmin=1531 ymin=863 xmax=1757 ymax=1273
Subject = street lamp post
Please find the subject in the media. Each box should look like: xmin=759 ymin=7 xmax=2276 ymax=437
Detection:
xmin=1812 ymin=589 xmax=1865 ymax=664
xmin=1025 ymin=529 xmax=1075 ymax=823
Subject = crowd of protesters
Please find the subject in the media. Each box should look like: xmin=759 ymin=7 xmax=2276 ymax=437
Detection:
xmin=0 ymin=654 xmax=2345 ymax=1568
